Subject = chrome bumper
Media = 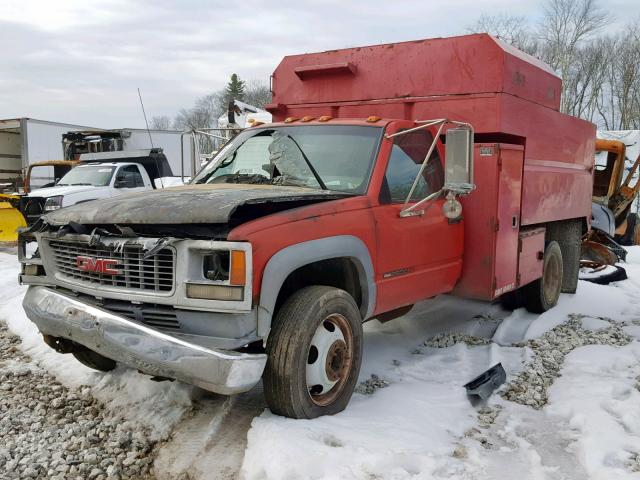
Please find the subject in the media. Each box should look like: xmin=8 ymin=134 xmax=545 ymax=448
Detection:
xmin=22 ymin=286 xmax=267 ymax=395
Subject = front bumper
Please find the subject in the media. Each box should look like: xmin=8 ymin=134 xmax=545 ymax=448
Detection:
xmin=22 ymin=286 xmax=267 ymax=395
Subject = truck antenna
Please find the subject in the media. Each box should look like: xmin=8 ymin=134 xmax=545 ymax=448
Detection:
xmin=138 ymin=88 xmax=165 ymax=188
xmin=137 ymin=88 xmax=154 ymax=148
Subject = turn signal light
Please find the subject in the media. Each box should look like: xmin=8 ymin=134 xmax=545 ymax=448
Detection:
xmin=318 ymin=116 xmax=333 ymax=122
xmin=230 ymin=250 xmax=246 ymax=286
xmin=284 ymin=117 xmax=299 ymax=123
xmin=366 ymin=116 xmax=382 ymax=122
xmin=301 ymin=116 xmax=316 ymax=122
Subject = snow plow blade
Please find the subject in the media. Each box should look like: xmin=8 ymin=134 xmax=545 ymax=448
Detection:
xmin=464 ymin=363 xmax=506 ymax=401
xmin=0 ymin=195 xmax=27 ymax=244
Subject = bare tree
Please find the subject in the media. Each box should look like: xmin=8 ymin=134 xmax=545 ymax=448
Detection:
xmin=596 ymin=30 xmax=640 ymax=129
xmin=243 ymin=79 xmax=272 ymax=109
xmin=539 ymin=0 xmax=609 ymax=113
xmin=561 ymin=37 xmax=609 ymax=120
xmin=150 ymin=115 xmax=171 ymax=130
xmin=467 ymin=13 xmax=538 ymax=54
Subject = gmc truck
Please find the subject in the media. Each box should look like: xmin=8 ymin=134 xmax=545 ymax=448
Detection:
xmin=19 ymin=34 xmax=594 ymax=419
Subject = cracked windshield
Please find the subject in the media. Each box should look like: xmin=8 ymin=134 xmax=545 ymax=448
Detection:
xmin=193 ymin=125 xmax=382 ymax=194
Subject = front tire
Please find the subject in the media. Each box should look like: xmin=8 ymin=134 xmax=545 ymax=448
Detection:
xmin=523 ymin=241 xmax=563 ymax=313
xmin=72 ymin=349 xmax=117 ymax=372
xmin=263 ymin=286 xmax=363 ymax=419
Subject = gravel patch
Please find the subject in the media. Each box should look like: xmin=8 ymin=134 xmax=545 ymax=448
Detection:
xmin=501 ymin=314 xmax=632 ymax=409
xmin=0 ymin=321 xmax=158 ymax=480
xmin=423 ymin=332 xmax=491 ymax=348
xmin=355 ymin=374 xmax=390 ymax=395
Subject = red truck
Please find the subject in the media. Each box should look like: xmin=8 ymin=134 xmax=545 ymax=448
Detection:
xmin=19 ymin=34 xmax=594 ymax=419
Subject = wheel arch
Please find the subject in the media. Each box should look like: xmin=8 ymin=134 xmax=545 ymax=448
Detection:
xmin=258 ymin=235 xmax=375 ymax=338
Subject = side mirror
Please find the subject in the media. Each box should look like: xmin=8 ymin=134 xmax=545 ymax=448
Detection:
xmin=445 ymin=127 xmax=474 ymax=194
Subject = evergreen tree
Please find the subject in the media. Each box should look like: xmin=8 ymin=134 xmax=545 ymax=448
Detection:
xmin=225 ymin=74 xmax=246 ymax=103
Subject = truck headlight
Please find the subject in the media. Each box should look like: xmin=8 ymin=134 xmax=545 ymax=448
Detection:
xmin=203 ymin=250 xmax=246 ymax=285
xmin=44 ymin=195 xmax=63 ymax=212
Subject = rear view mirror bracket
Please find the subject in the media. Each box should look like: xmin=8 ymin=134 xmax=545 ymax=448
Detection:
xmin=385 ymin=119 xmax=475 ymax=217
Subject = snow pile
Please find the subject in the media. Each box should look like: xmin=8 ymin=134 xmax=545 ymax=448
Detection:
xmin=547 ymin=343 xmax=640 ymax=476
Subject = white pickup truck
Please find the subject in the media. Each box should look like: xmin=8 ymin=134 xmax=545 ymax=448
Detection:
xmin=21 ymin=148 xmax=183 ymax=223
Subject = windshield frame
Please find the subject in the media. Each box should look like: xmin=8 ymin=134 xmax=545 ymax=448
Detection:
xmin=191 ymin=124 xmax=384 ymax=195
xmin=57 ymin=164 xmax=117 ymax=187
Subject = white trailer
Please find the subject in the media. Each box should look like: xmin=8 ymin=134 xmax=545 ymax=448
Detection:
xmin=0 ymin=118 xmax=93 ymax=189
xmin=0 ymin=119 xmax=196 ymax=191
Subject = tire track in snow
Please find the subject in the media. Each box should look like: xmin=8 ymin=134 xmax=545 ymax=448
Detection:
xmin=154 ymin=385 xmax=265 ymax=480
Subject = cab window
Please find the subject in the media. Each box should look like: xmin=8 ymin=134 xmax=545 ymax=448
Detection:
xmin=116 ymin=165 xmax=145 ymax=188
xmin=380 ymin=130 xmax=444 ymax=204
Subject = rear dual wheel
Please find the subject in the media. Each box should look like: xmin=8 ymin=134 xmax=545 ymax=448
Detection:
xmin=263 ymin=286 xmax=363 ymax=419
xmin=522 ymin=241 xmax=563 ymax=313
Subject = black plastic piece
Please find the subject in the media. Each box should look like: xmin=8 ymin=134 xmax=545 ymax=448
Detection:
xmin=464 ymin=363 xmax=506 ymax=400
xmin=580 ymin=265 xmax=628 ymax=285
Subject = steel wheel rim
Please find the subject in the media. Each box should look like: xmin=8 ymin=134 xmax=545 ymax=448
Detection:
xmin=543 ymin=253 xmax=561 ymax=303
xmin=306 ymin=313 xmax=353 ymax=406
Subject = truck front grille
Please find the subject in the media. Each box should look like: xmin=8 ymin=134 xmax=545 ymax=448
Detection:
xmin=48 ymin=239 xmax=175 ymax=293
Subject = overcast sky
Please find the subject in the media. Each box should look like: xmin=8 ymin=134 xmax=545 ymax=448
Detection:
xmin=1 ymin=0 xmax=635 ymax=129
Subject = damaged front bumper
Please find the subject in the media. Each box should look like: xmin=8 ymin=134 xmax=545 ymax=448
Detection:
xmin=22 ymin=286 xmax=267 ymax=394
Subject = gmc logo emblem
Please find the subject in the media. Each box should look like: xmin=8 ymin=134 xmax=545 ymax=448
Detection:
xmin=76 ymin=256 xmax=119 ymax=275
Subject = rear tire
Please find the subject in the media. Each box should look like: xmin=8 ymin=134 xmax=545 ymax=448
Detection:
xmin=546 ymin=220 xmax=581 ymax=293
xmin=72 ymin=349 xmax=117 ymax=372
xmin=263 ymin=285 xmax=363 ymax=419
xmin=523 ymin=241 xmax=563 ymax=313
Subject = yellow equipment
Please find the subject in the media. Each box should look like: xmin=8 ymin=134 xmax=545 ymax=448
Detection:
xmin=0 ymin=194 xmax=26 ymax=243
xmin=0 ymin=160 xmax=78 ymax=243
xmin=582 ymin=139 xmax=640 ymax=266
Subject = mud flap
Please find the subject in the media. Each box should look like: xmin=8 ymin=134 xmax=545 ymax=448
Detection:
xmin=464 ymin=363 xmax=506 ymax=401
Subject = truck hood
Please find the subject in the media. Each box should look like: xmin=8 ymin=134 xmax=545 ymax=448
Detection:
xmin=43 ymin=184 xmax=350 ymax=226
xmin=27 ymin=185 xmax=109 ymax=198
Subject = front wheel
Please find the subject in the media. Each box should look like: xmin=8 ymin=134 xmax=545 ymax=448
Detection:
xmin=72 ymin=349 xmax=117 ymax=372
xmin=263 ymin=286 xmax=363 ymax=419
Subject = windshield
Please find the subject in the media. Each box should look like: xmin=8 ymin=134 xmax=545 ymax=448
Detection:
xmin=57 ymin=165 xmax=116 ymax=187
xmin=192 ymin=125 xmax=382 ymax=194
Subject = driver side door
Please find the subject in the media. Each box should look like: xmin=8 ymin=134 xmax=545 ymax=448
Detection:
xmin=372 ymin=123 xmax=464 ymax=313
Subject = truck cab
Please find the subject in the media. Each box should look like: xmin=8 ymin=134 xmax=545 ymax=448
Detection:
xmin=18 ymin=34 xmax=595 ymax=419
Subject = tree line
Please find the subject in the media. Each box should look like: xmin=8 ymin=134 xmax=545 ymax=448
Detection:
xmin=469 ymin=0 xmax=640 ymax=130
xmin=150 ymin=74 xmax=272 ymax=131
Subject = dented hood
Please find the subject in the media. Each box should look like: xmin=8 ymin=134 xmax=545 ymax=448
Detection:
xmin=43 ymin=184 xmax=348 ymax=226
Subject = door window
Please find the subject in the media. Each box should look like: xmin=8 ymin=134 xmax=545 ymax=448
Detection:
xmin=116 ymin=165 xmax=145 ymax=188
xmin=380 ymin=130 xmax=444 ymax=204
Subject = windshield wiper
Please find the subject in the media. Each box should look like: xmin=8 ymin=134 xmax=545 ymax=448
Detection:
xmin=284 ymin=134 xmax=327 ymax=190
xmin=70 ymin=183 xmax=93 ymax=186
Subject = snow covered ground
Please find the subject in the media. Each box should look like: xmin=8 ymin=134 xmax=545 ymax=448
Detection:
xmin=2 ymin=248 xmax=640 ymax=479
